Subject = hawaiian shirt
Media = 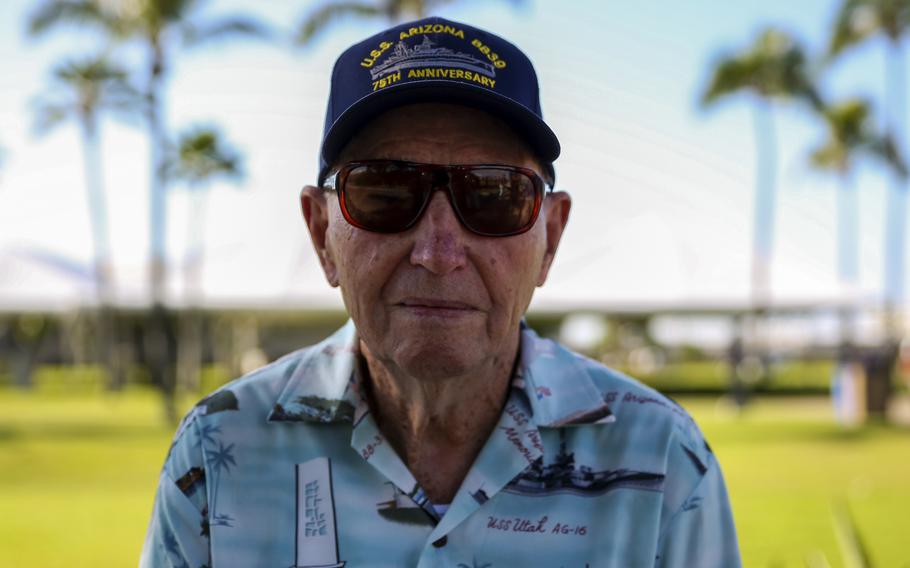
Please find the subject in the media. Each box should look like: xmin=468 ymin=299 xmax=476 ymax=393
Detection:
xmin=140 ymin=321 xmax=741 ymax=567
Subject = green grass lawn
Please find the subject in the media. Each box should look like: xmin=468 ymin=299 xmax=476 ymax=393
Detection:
xmin=0 ymin=386 xmax=907 ymax=567
xmin=682 ymin=397 xmax=910 ymax=568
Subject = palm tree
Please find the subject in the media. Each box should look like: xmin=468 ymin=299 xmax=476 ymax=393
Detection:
xmin=205 ymin=441 xmax=236 ymax=525
xmin=29 ymin=0 xmax=266 ymax=306
xmin=32 ymin=55 xmax=138 ymax=388
xmin=194 ymin=423 xmax=221 ymax=449
xmin=809 ymin=99 xmax=906 ymax=288
xmin=808 ymin=98 xmax=907 ymax=353
xmin=165 ymin=126 xmax=243 ymax=392
xmin=702 ymin=28 xmax=822 ymax=308
xmin=28 ymin=0 xmax=268 ymax=421
xmin=702 ymin=29 xmax=821 ymax=406
xmin=166 ymin=126 xmax=243 ymax=302
xmin=295 ymin=0 xmax=520 ymax=44
xmin=828 ymin=0 xmax=910 ymax=419
xmin=829 ymin=0 xmax=910 ymax=339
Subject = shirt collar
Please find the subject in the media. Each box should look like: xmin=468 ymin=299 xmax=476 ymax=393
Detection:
xmin=267 ymin=320 xmax=363 ymax=423
xmin=267 ymin=320 xmax=614 ymax=427
xmin=513 ymin=321 xmax=615 ymax=427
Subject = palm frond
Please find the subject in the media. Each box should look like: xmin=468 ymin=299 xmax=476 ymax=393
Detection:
xmin=295 ymin=2 xmax=386 ymax=46
xmin=32 ymin=55 xmax=141 ymax=135
xmin=829 ymin=0 xmax=876 ymax=55
xmin=809 ymin=140 xmax=846 ymax=173
xmin=54 ymin=56 xmax=128 ymax=84
xmin=27 ymin=0 xmax=109 ymax=37
xmin=205 ymin=441 xmax=237 ymax=473
xmin=31 ymin=99 xmax=71 ymax=136
xmin=156 ymin=0 xmax=203 ymax=23
xmin=867 ymin=134 xmax=909 ymax=178
xmin=182 ymin=16 xmax=271 ymax=46
xmin=828 ymin=0 xmax=910 ymax=55
xmin=701 ymin=28 xmax=820 ymax=110
xmin=808 ymin=96 xmax=908 ymax=178
xmin=165 ymin=126 xmax=244 ymax=188
xmin=701 ymin=56 xmax=762 ymax=106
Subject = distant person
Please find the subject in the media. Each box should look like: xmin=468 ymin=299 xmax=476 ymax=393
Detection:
xmin=141 ymin=17 xmax=741 ymax=567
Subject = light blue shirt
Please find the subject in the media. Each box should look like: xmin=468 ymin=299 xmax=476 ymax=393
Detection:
xmin=141 ymin=321 xmax=741 ymax=567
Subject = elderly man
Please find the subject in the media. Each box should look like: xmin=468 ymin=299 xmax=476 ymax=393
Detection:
xmin=141 ymin=17 xmax=740 ymax=568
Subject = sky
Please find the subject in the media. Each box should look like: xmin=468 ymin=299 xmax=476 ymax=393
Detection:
xmin=0 ymin=0 xmax=903 ymax=313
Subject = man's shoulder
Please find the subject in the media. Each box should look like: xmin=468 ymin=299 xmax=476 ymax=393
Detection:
xmin=559 ymin=345 xmax=719 ymax=511
xmin=540 ymin=338 xmax=695 ymax=428
xmin=579 ymin=353 xmax=696 ymax=427
xmin=552 ymin=342 xmax=713 ymax=466
xmin=186 ymin=322 xmax=358 ymax=426
xmin=201 ymin=348 xmax=311 ymax=414
xmin=165 ymin=348 xmax=306 ymax=443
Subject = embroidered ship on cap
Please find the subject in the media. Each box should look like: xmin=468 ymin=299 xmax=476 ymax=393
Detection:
xmin=370 ymin=36 xmax=495 ymax=81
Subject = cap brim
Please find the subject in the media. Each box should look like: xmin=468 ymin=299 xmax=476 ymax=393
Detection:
xmin=320 ymin=80 xmax=560 ymax=183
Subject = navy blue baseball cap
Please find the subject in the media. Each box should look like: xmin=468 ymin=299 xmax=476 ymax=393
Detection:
xmin=318 ymin=17 xmax=560 ymax=184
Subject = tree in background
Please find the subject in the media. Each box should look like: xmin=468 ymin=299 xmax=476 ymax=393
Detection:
xmin=28 ymin=0 xmax=268 ymax=421
xmin=702 ymin=28 xmax=823 ymax=309
xmin=828 ymin=0 xmax=910 ymax=418
xmin=32 ymin=55 xmax=139 ymax=388
xmin=701 ymin=29 xmax=822 ymax=406
xmin=166 ymin=126 xmax=243 ymax=303
xmin=297 ymin=0 xmax=454 ymax=44
xmin=808 ymin=97 xmax=908 ymax=422
xmin=165 ymin=126 xmax=243 ymax=393
xmin=829 ymin=0 xmax=910 ymax=339
xmin=808 ymin=98 xmax=906 ymax=305
xmin=808 ymin=97 xmax=906 ymax=381
xmin=295 ymin=0 xmax=521 ymax=44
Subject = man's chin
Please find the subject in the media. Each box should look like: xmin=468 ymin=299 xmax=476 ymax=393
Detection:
xmin=393 ymin=341 xmax=480 ymax=381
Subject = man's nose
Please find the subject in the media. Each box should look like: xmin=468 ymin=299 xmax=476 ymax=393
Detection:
xmin=409 ymin=190 xmax=468 ymax=275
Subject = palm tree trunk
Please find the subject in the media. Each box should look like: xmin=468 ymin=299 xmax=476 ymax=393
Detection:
xmin=884 ymin=39 xmax=907 ymax=340
xmin=79 ymin=114 xmax=117 ymax=388
xmin=79 ymin=117 xmax=112 ymax=304
xmin=750 ymin=100 xmax=778 ymax=309
xmin=149 ymin=40 xmax=168 ymax=308
xmin=837 ymin=169 xmax=858 ymax=360
xmin=178 ymin=191 xmax=207 ymax=393
xmin=862 ymin=37 xmax=909 ymax=420
xmin=145 ymin=37 xmax=177 ymax=423
xmin=186 ymin=191 xmax=207 ymax=305
xmin=210 ymin=469 xmax=220 ymax=520
xmin=884 ymin=41 xmax=907 ymax=340
xmin=837 ymin=170 xmax=859 ymax=287
xmin=743 ymin=99 xmax=778 ymax=389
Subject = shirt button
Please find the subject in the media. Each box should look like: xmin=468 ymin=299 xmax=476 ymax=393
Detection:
xmin=432 ymin=536 xmax=448 ymax=548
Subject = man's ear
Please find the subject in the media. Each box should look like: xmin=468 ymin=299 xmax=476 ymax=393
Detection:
xmin=536 ymin=191 xmax=571 ymax=287
xmin=300 ymin=186 xmax=339 ymax=287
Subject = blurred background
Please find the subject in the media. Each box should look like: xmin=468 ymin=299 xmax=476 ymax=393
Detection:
xmin=1 ymin=0 xmax=909 ymax=566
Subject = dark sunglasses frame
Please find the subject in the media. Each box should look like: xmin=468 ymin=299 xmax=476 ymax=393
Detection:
xmin=321 ymin=160 xmax=550 ymax=237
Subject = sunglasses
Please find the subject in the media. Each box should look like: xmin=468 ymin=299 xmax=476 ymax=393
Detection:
xmin=321 ymin=160 xmax=548 ymax=237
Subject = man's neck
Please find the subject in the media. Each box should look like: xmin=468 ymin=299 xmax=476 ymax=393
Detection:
xmin=359 ymin=335 xmax=518 ymax=504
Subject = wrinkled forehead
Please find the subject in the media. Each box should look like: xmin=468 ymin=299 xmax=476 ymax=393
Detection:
xmin=335 ymin=103 xmax=545 ymax=175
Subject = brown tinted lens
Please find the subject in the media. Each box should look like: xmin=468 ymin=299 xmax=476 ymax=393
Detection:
xmin=453 ymin=168 xmax=539 ymax=235
xmin=341 ymin=163 xmax=428 ymax=232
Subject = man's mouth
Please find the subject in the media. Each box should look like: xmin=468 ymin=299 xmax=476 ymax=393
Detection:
xmin=398 ymin=298 xmax=476 ymax=316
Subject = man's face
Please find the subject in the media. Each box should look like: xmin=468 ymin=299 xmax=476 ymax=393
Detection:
xmin=301 ymin=103 xmax=570 ymax=381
